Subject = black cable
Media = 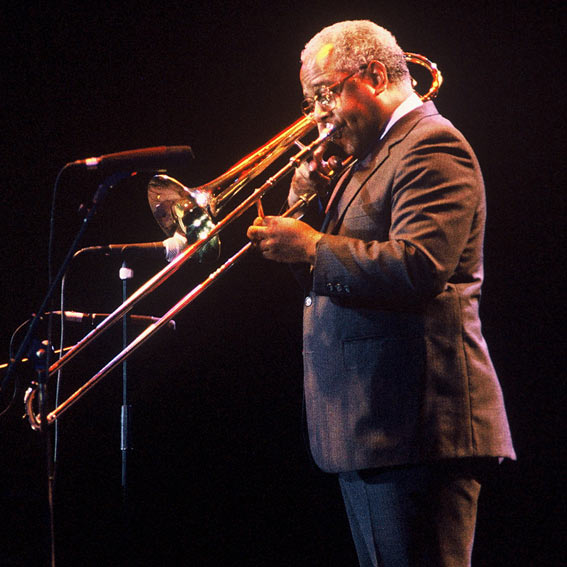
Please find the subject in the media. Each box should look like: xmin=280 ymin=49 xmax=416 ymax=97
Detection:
xmin=0 ymin=318 xmax=33 ymax=417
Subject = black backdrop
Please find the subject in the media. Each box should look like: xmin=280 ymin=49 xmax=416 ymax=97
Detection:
xmin=1 ymin=2 xmax=563 ymax=566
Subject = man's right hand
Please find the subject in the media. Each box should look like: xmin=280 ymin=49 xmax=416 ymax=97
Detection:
xmin=289 ymin=146 xmax=335 ymax=204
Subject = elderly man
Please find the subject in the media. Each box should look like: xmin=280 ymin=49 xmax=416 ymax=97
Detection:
xmin=248 ymin=20 xmax=514 ymax=566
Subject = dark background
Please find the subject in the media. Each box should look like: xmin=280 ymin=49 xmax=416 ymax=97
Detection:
xmin=1 ymin=2 xmax=563 ymax=566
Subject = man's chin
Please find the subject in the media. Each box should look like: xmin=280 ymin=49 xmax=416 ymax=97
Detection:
xmin=336 ymin=132 xmax=361 ymax=157
xmin=340 ymin=139 xmax=357 ymax=157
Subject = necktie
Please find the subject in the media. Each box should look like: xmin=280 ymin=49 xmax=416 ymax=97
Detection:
xmin=320 ymin=163 xmax=358 ymax=233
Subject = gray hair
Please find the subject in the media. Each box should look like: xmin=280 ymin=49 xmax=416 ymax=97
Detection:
xmin=301 ymin=20 xmax=410 ymax=84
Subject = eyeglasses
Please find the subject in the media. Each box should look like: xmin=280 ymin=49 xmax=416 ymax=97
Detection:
xmin=301 ymin=65 xmax=367 ymax=116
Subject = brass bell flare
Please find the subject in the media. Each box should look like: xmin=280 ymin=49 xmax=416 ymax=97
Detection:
xmin=148 ymin=174 xmax=219 ymax=261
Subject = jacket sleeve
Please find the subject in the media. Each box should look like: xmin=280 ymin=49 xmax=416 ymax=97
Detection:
xmin=311 ymin=126 xmax=482 ymax=307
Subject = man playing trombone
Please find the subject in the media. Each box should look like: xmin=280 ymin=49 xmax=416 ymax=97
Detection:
xmin=248 ymin=20 xmax=515 ymax=567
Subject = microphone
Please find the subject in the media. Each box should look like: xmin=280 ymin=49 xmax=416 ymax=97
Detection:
xmin=82 ymin=232 xmax=188 ymax=262
xmin=101 ymin=241 xmax=166 ymax=259
xmin=70 ymin=146 xmax=194 ymax=173
xmin=47 ymin=311 xmax=176 ymax=330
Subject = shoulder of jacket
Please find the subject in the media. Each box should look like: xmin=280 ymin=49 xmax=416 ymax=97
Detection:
xmin=398 ymin=106 xmax=470 ymax=150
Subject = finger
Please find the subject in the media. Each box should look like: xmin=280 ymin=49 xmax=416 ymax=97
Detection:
xmin=312 ymin=145 xmax=326 ymax=167
xmin=307 ymin=159 xmax=319 ymax=174
xmin=260 ymin=239 xmax=272 ymax=252
xmin=307 ymin=154 xmax=333 ymax=181
xmin=307 ymin=160 xmax=328 ymax=179
xmin=259 ymin=215 xmax=278 ymax=229
xmin=247 ymin=225 xmax=265 ymax=241
xmin=259 ymin=239 xmax=275 ymax=257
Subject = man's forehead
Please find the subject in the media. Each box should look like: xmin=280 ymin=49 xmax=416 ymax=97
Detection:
xmin=314 ymin=43 xmax=335 ymax=67
xmin=300 ymin=43 xmax=337 ymax=88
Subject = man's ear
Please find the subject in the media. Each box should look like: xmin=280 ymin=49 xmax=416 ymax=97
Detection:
xmin=367 ymin=60 xmax=388 ymax=96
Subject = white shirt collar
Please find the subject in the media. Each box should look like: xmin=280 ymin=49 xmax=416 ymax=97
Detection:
xmin=380 ymin=92 xmax=423 ymax=140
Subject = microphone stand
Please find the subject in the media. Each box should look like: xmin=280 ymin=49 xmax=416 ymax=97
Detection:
xmin=119 ymin=260 xmax=133 ymax=562
xmin=30 ymin=337 xmax=57 ymax=567
xmin=119 ymin=260 xmax=133 ymax=503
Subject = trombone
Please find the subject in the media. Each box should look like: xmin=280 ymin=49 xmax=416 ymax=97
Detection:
xmin=25 ymin=53 xmax=443 ymax=429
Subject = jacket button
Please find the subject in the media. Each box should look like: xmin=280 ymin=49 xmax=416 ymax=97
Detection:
xmin=304 ymin=296 xmax=313 ymax=307
xmin=335 ymin=283 xmax=343 ymax=293
xmin=326 ymin=283 xmax=334 ymax=292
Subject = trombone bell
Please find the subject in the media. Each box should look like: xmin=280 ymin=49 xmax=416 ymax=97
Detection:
xmin=147 ymin=117 xmax=317 ymax=261
xmin=148 ymin=174 xmax=219 ymax=260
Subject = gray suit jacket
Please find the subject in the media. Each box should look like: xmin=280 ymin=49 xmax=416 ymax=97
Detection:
xmin=303 ymin=101 xmax=515 ymax=473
